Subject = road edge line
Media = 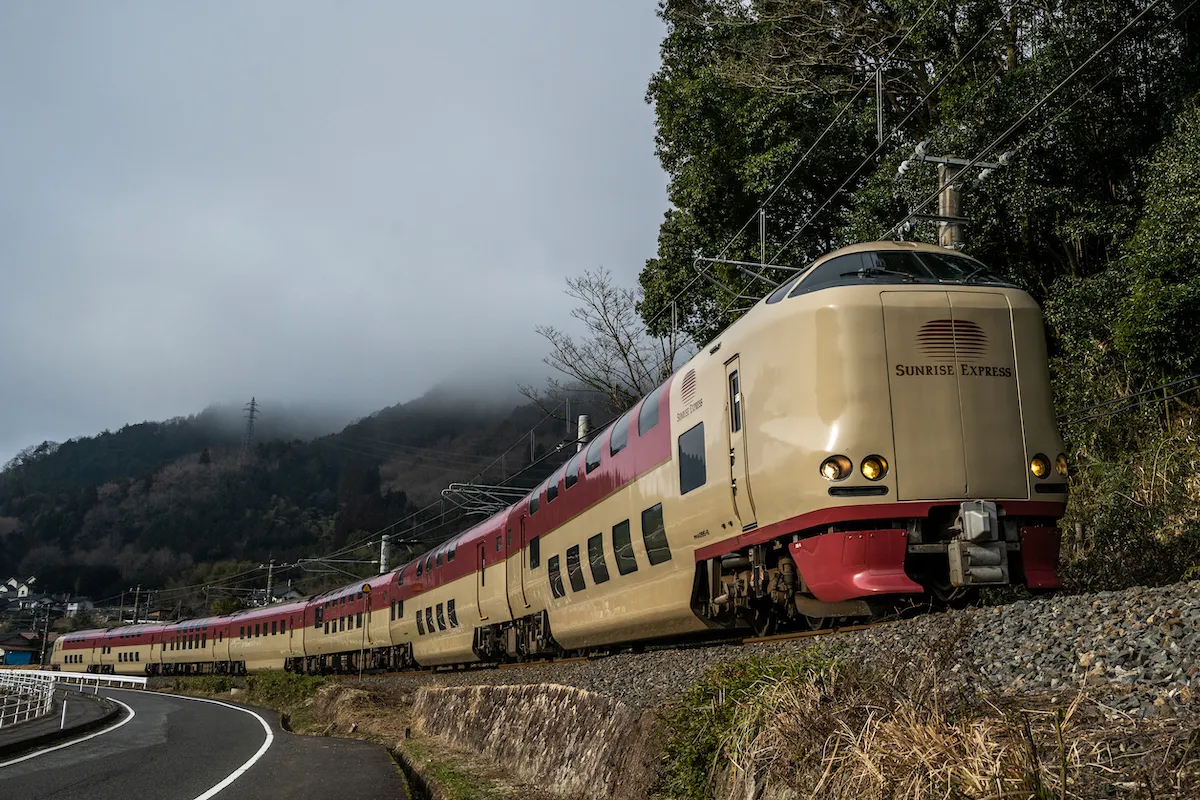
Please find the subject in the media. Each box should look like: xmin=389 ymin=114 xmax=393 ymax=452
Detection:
xmin=0 ymin=696 xmax=136 ymax=768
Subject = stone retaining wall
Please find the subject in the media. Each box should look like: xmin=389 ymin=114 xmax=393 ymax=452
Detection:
xmin=411 ymin=682 xmax=661 ymax=800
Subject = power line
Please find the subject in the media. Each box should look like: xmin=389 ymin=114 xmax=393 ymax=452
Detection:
xmin=644 ymin=0 xmax=946 ymax=335
xmin=1059 ymin=373 xmax=1200 ymax=424
xmin=881 ymin=0 xmax=1170 ymax=240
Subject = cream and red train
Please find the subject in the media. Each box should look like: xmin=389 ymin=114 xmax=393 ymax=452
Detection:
xmin=52 ymin=241 xmax=1068 ymax=675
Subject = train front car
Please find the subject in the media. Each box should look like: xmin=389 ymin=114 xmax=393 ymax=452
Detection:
xmin=686 ymin=241 xmax=1066 ymax=633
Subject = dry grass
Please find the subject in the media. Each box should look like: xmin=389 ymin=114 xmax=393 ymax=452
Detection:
xmin=696 ymin=651 xmax=1200 ymax=800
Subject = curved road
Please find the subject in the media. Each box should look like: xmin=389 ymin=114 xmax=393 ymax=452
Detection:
xmin=0 ymin=688 xmax=407 ymax=800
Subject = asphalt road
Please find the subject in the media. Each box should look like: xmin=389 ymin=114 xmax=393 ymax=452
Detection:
xmin=0 ymin=688 xmax=407 ymax=800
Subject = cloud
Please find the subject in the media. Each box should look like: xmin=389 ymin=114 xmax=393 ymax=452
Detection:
xmin=0 ymin=1 xmax=668 ymax=460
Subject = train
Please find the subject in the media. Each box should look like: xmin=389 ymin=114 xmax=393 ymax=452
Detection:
xmin=51 ymin=240 xmax=1068 ymax=676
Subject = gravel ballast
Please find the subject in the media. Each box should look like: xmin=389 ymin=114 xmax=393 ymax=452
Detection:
xmin=368 ymin=580 xmax=1200 ymax=714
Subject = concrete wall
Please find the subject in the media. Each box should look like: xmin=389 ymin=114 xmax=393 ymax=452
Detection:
xmin=411 ymin=683 xmax=661 ymax=800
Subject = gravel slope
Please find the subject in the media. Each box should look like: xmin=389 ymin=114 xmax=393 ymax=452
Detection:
xmin=369 ymin=581 xmax=1200 ymax=714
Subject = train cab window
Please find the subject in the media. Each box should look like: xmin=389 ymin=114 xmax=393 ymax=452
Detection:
xmin=529 ymin=536 xmax=541 ymax=569
xmin=447 ymin=599 xmax=457 ymax=627
xmin=641 ymin=503 xmax=673 ymax=565
xmin=729 ymin=372 xmax=742 ymax=433
xmin=547 ymin=466 xmax=565 ymax=503
xmin=585 ymin=436 xmax=604 ymax=474
xmin=564 ymin=452 xmax=582 ymax=490
xmin=436 ymin=550 xmax=443 ymax=568
xmin=447 ymin=542 xmax=456 ymax=562
xmin=610 ymin=411 xmax=631 ymax=457
xmin=496 ymin=535 xmax=502 ymax=552
xmin=547 ymin=555 xmax=566 ymax=599
xmin=613 ymin=520 xmax=638 ymax=575
xmin=416 ymin=613 xmax=425 ymax=635
xmin=566 ymin=545 xmax=586 ymax=593
xmin=436 ymin=603 xmax=446 ymax=631
xmin=425 ymin=608 xmax=434 ymax=632
xmin=587 ymin=533 xmax=610 ymax=584
xmin=678 ymin=422 xmax=707 ymax=495
xmin=530 ymin=487 xmax=541 ymax=515
xmin=639 ymin=384 xmax=665 ymax=436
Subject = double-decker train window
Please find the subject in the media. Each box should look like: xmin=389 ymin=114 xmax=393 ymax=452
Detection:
xmin=548 ymin=555 xmax=566 ymax=598
xmin=447 ymin=542 xmax=456 ymax=562
xmin=639 ymin=384 xmax=665 ymax=436
xmin=612 ymin=520 xmax=638 ymax=575
xmin=416 ymin=613 xmax=425 ymax=635
xmin=547 ymin=466 xmax=565 ymax=503
xmin=529 ymin=486 xmax=541 ymax=515
xmin=425 ymin=607 xmax=434 ymax=632
xmin=447 ymin=598 xmax=457 ymax=627
xmin=565 ymin=452 xmax=582 ymax=489
xmin=566 ymin=545 xmax=586 ymax=592
xmin=436 ymin=550 xmax=444 ymax=568
xmin=436 ymin=603 xmax=446 ymax=631
xmin=678 ymin=423 xmax=707 ymax=495
xmin=610 ymin=412 xmax=631 ymax=456
xmin=585 ymin=436 xmax=604 ymax=473
xmin=587 ymin=533 xmax=610 ymax=584
xmin=529 ymin=536 xmax=541 ymax=569
xmin=641 ymin=504 xmax=673 ymax=565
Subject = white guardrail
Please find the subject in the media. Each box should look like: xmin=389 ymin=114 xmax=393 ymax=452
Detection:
xmin=0 ymin=669 xmax=146 ymax=729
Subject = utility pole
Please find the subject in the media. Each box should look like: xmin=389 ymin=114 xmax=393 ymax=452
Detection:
xmin=39 ymin=605 xmax=51 ymax=665
xmin=238 ymin=397 xmax=259 ymax=466
xmin=131 ymin=584 xmax=141 ymax=624
xmin=117 ymin=589 xmax=125 ymax=625
xmin=379 ymin=535 xmax=392 ymax=574
xmin=895 ymin=141 xmax=1011 ymax=249
xmin=265 ymin=559 xmax=275 ymax=605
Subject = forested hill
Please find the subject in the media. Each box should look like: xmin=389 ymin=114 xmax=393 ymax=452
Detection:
xmin=0 ymin=384 xmax=603 ymax=602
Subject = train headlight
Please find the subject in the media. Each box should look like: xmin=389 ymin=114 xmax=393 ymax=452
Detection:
xmin=860 ymin=455 xmax=888 ymax=481
xmin=1030 ymin=454 xmax=1050 ymax=478
xmin=1055 ymin=453 xmax=1069 ymax=478
xmin=820 ymin=455 xmax=852 ymax=481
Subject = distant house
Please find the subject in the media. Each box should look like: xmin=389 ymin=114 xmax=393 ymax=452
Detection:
xmin=17 ymin=594 xmax=50 ymax=611
xmin=65 ymin=599 xmax=94 ymax=617
xmin=0 ymin=634 xmax=40 ymax=666
xmin=248 ymin=584 xmax=305 ymax=607
xmin=1 ymin=575 xmax=36 ymax=598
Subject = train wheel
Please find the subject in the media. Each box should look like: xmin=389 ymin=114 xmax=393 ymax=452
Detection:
xmin=803 ymin=615 xmax=831 ymax=631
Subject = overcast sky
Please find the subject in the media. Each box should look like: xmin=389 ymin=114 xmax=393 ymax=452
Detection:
xmin=0 ymin=2 xmax=669 ymax=463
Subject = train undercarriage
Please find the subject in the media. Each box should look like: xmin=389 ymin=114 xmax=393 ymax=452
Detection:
xmin=691 ymin=500 xmax=1063 ymax=636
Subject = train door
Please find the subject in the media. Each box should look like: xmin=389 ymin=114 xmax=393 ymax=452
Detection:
xmin=725 ymin=356 xmax=757 ymax=529
xmin=476 ymin=541 xmax=488 ymax=621
xmin=516 ymin=515 xmax=530 ymax=609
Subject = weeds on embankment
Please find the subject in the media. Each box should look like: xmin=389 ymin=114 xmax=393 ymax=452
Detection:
xmin=656 ymin=641 xmax=1200 ymax=800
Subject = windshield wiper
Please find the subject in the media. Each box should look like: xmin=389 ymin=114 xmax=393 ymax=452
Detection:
xmin=962 ymin=266 xmax=991 ymax=283
xmin=840 ymin=267 xmax=917 ymax=281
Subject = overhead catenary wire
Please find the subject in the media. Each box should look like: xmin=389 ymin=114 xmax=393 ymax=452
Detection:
xmin=880 ymin=0 xmax=1170 ymax=240
xmin=643 ymin=0 xmax=947 ymax=334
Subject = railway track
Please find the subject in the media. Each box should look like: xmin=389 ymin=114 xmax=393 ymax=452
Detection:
xmin=359 ymin=618 xmax=896 ymax=681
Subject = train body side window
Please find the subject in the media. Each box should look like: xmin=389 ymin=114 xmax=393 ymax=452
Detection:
xmin=390 ymin=601 xmax=396 ymax=621
xmin=436 ymin=603 xmax=446 ymax=631
xmin=416 ymin=560 xmax=423 ymax=577
xmin=357 ymin=612 xmax=363 ymax=628
xmin=610 ymin=412 xmax=631 ymax=456
xmin=729 ymin=371 xmax=742 ymax=433
xmin=398 ymin=599 xmax=404 ymax=619
xmin=587 ymin=533 xmax=610 ymax=584
xmin=202 ymin=633 xmax=207 ymax=647
xmin=547 ymin=467 xmax=564 ymax=503
xmin=254 ymin=623 xmax=260 ymax=638
xmin=585 ymin=436 xmax=604 ymax=473
xmin=565 ymin=452 xmax=582 ymax=489
xmin=529 ymin=536 xmax=541 ymax=569
xmin=613 ymin=520 xmax=638 ymax=575
xmin=416 ymin=613 xmax=425 ymax=635
xmin=324 ymin=621 xmax=330 ymax=634
xmin=641 ymin=503 xmax=673 ymax=565
xmin=678 ymin=422 xmax=707 ymax=494
xmin=436 ymin=550 xmax=443 ymax=568
xmin=447 ymin=598 xmax=458 ymax=627
xmin=271 ymin=621 xmax=277 ymax=636
xmin=448 ymin=543 xmax=456 ymax=562
xmin=425 ymin=607 xmax=434 ymax=632
xmin=496 ymin=535 xmax=502 ymax=553
xmin=281 ymin=620 xmax=286 ymax=634
xmin=548 ymin=555 xmax=566 ymax=598
xmin=566 ymin=545 xmax=586 ymax=592
xmin=639 ymin=384 xmax=665 ymax=436
xmin=530 ymin=488 xmax=540 ymax=515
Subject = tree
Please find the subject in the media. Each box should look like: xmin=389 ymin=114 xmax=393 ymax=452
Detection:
xmin=524 ymin=267 xmax=687 ymax=414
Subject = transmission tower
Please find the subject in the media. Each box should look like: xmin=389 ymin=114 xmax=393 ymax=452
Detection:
xmin=237 ymin=396 xmax=259 ymax=466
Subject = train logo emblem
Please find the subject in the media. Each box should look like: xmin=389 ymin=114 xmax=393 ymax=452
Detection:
xmin=895 ymin=319 xmax=1013 ymax=378
xmin=916 ymin=319 xmax=987 ymax=363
